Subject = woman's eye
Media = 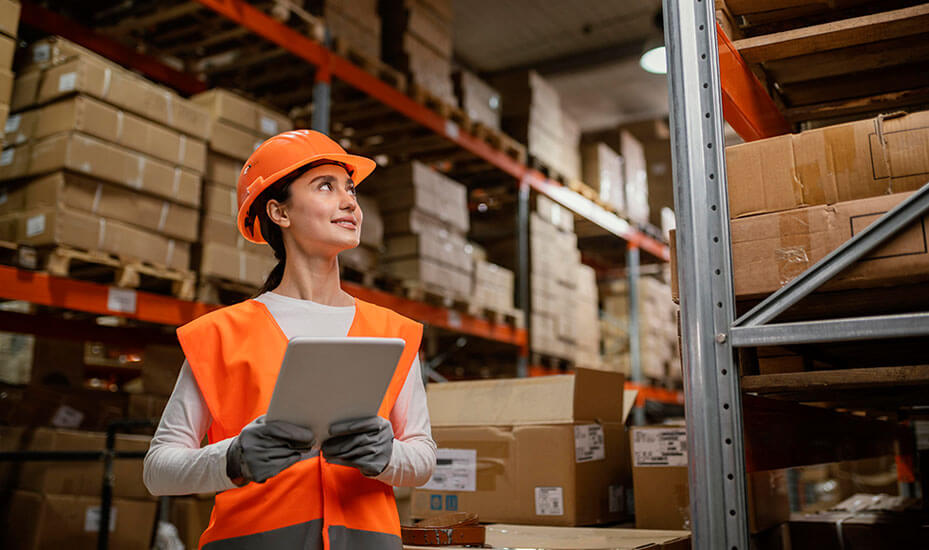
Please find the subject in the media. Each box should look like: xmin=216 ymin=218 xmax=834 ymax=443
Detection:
xmin=319 ymin=182 xmax=333 ymax=191
xmin=348 ymin=186 xmax=357 ymax=196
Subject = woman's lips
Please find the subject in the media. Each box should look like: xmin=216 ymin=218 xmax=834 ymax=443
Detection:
xmin=332 ymin=219 xmax=357 ymax=229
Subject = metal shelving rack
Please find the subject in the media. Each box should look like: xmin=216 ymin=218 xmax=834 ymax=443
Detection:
xmin=664 ymin=1 xmax=929 ymax=548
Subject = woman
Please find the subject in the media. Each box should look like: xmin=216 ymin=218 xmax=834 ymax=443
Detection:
xmin=144 ymin=130 xmax=437 ymax=549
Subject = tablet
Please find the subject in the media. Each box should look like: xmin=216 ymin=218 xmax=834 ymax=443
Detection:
xmin=265 ymin=337 xmax=406 ymax=447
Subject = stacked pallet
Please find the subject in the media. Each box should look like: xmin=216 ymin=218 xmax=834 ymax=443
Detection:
xmin=372 ymin=160 xmax=472 ymax=300
xmin=190 ymin=89 xmax=291 ymax=298
xmin=493 ymin=70 xmax=581 ymax=181
xmin=453 ymin=69 xmax=501 ymax=130
xmin=601 ymin=276 xmax=681 ymax=383
xmin=381 ymin=0 xmax=455 ymax=105
xmin=0 ymin=0 xmax=18 ymax=137
xmin=309 ymin=0 xmax=380 ymax=60
xmin=0 ymin=37 xmax=209 ymax=294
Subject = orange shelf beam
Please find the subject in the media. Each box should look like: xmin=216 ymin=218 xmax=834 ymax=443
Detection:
xmin=625 ymin=381 xmax=685 ymax=407
xmin=717 ymin=22 xmax=791 ymax=141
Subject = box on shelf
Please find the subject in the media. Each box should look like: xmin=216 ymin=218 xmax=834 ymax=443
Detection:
xmin=383 ymin=228 xmax=472 ymax=274
xmin=726 ymin=109 xmax=929 ymax=219
xmin=0 ymin=172 xmax=199 ymax=242
xmin=0 ymin=132 xmax=202 ymax=207
xmin=356 ymin=193 xmax=383 ymax=249
xmin=199 ymin=242 xmax=276 ymax=287
xmin=141 ymin=344 xmax=185 ymax=397
xmin=205 ymin=152 xmax=242 ymax=187
xmin=370 ymin=160 xmax=469 ymax=234
xmin=481 ymin=524 xmax=690 ymax=550
xmin=191 ymin=88 xmax=292 ymax=138
xmin=308 ymin=0 xmax=381 ymax=60
xmin=621 ymin=130 xmax=649 ymax=224
xmin=380 ymin=257 xmax=471 ymax=298
xmin=582 ymin=142 xmax=625 ymax=213
xmin=2 ymin=491 xmax=157 ymax=550
xmin=412 ymin=369 xmax=633 ymax=526
xmin=535 ymin=194 xmax=574 ymax=233
xmin=171 ymin=495 xmax=216 ymax=550
xmin=381 ymin=0 xmax=455 ymax=103
xmin=453 ymin=70 xmax=501 ymax=130
xmin=0 ymin=33 xmax=14 ymax=69
xmin=4 ymin=95 xmax=207 ymax=172
xmin=471 ymin=260 xmax=515 ymax=313
xmin=632 ymin=425 xmax=790 ymax=533
xmin=0 ymin=0 xmax=20 ymax=39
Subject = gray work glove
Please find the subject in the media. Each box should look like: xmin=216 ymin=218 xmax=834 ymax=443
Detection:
xmin=226 ymin=415 xmax=316 ymax=485
xmin=321 ymin=416 xmax=394 ymax=477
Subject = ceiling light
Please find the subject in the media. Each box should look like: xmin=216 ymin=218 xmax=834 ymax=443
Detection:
xmin=639 ymin=37 xmax=667 ymax=75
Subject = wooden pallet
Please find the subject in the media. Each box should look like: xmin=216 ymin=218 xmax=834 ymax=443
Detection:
xmin=196 ymin=277 xmax=260 ymax=305
xmin=470 ymin=122 xmax=528 ymax=165
xmin=24 ymin=246 xmax=197 ymax=300
xmin=530 ymin=352 xmax=574 ymax=371
xmin=466 ymin=303 xmax=526 ymax=329
xmin=409 ymin=83 xmax=471 ymax=131
xmin=332 ymin=37 xmax=408 ymax=93
xmin=384 ymin=278 xmax=471 ymax=311
xmin=528 ymin=156 xmax=572 ymax=185
xmin=339 ymin=262 xmax=377 ymax=288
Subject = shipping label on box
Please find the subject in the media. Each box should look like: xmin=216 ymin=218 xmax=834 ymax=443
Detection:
xmin=574 ymin=424 xmax=606 ymax=463
xmin=633 ymin=427 xmax=687 ymax=467
xmin=534 ymin=486 xmax=565 ymax=516
xmin=420 ymin=448 xmax=477 ymax=492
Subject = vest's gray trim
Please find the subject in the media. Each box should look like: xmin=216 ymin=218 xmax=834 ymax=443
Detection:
xmin=202 ymin=519 xmax=323 ymax=549
xmin=328 ymin=525 xmax=402 ymax=550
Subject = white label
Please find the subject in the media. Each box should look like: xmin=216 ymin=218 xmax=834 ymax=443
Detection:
xmin=633 ymin=428 xmax=687 ymax=467
xmin=107 ymin=288 xmax=137 ymax=314
xmin=58 ymin=72 xmax=78 ymax=92
xmin=84 ymin=506 xmax=117 ymax=532
xmin=33 ymin=43 xmax=51 ymax=63
xmin=51 ymin=405 xmax=84 ymax=428
xmin=4 ymin=113 xmax=21 ymax=133
xmin=25 ymin=214 xmax=46 ymax=237
xmin=420 ymin=448 xmax=476 ymax=492
xmin=608 ymin=485 xmax=625 ymax=514
xmin=575 ymin=424 xmax=605 ymax=463
xmin=0 ymin=149 xmax=13 ymax=166
xmin=444 ymin=120 xmax=459 ymax=139
xmin=447 ymin=310 xmax=462 ymax=329
xmin=534 ymin=486 xmax=564 ymax=516
xmin=260 ymin=116 xmax=278 ymax=135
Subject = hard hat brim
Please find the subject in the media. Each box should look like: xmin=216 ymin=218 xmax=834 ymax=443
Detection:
xmin=237 ymin=152 xmax=377 ymax=244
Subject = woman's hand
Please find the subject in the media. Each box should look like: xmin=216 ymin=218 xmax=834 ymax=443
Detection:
xmin=321 ymin=416 xmax=393 ymax=477
xmin=226 ymin=415 xmax=316 ymax=485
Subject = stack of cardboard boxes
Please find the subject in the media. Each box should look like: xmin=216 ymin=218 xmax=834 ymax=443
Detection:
xmin=470 ymin=258 xmax=515 ymax=315
xmin=411 ymin=369 xmax=634 ymax=525
xmin=381 ymin=0 xmax=455 ymax=105
xmin=311 ymin=0 xmax=381 ymax=60
xmin=0 ymin=37 xmax=209 ymax=274
xmin=581 ymin=142 xmax=625 ymax=214
xmin=372 ymin=160 xmax=472 ymax=299
xmin=339 ymin=193 xmax=384 ymax=275
xmin=573 ymin=264 xmax=601 ymax=369
xmin=494 ymin=70 xmax=581 ymax=181
xmin=0 ymin=0 xmax=18 ymax=136
xmin=0 ymin=427 xmax=156 ymax=549
xmin=126 ymin=344 xmax=185 ymax=424
xmin=190 ymin=89 xmax=290 ymax=291
xmin=601 ymin=276 xmax=680 ymax=382
xmin=453 ymin=70 xmax=501 ymax=130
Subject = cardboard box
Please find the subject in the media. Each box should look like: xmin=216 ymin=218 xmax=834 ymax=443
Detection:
xmin=205 ymin=152 xmax=242 ymax=187
xmin=0 ymin=132 xmax=202 ymax=207
xmin=0 ymin=66 xmax=11 ymax=105
xmin=141 ymin=344 xmax=185 ymax=397
xmin=0 ymin=33 xmax=14 ymax=68
xmin=2 ymin=491 xmax=157 ymax=550
xmin=476 ymin=524 xmax=690 ymax=550
xmin=12 ymin=47 xmax=211 ymax=138
xmin=412 ymin=369 xmax=634 ymax=526
xmin=0 ymin=427 xmax=151 ymax=499
xmin=0 ymin=172 xmax=199 ymax=242
xmin=788 ymin=509 xmax=926 ymax=550
xmin=5 ymin=96 xmax=207 ymax=172
xmin=30 ymin=336 xmax=84 ymax=388
xmin=535 ymin=194 xmax=574 ymax=233
xmin=726 ymin=110 xmax=929 ymax=219
xmin=384 ymin=230 xmax=472 ymax=274
xmin=380 ymin=257 xmax=471 ymax=298
xmin=10 ymin=206 xmax=191 ymax=271
xmin=203 ymin=180 xmax=238 ymax=218
xmin=170 ymin=496 xmax=215 ymax=550
xmin=730 ymin=191 xmax=929 ymax=298
xmin=453 ymin=70 xmax=500 ymax=131
xmin=582 ymin=142 xmax=625 ymax=213
xmin=200 ymin=242 xmax=276 ymax=286
xmin=191 ymin=88 xmax=291 ymax=137
xmin=208 ymin=119 xmax=265 ymax=162
xmin=356 ymin=193 xmax=383 ymax=248
xmin=621 ymin=131 xmax=649 ymax=224
xmin=201 ymin=212 xmax=266 ymax=253
xmin=631 ymin=426 xmax=789 ymax=533
xmin=369 ymin=161 xmax=469 ymax=234
xmin=0 ymin=0 xmax=19 ymax=39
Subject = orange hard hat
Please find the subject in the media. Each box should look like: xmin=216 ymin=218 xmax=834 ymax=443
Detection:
xmin=236 ymin=129 xmax=377 ymax=244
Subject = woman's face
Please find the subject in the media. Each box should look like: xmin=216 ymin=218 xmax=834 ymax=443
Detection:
xmin=269 ymin=163 xmax=364 ymax=256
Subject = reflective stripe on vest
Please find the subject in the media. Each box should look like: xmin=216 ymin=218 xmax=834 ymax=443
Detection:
xmin=178 ymin=298 xmax=422 ymax=550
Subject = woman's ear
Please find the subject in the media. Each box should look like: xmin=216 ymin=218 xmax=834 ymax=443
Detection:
xmin=266 ymin=199 xmax=291 ymax=228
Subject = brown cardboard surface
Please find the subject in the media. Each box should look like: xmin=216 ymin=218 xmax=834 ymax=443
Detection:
xmin=200 ymin=212 xmax=267 ymax=254
xmin=11 ymin=206 xmax=191 ymax=271
xmin=726 ymin=110 xmax=929 ymax=218
xmin=0 ymin=132 xmax=202 ymax=207
xmin=209 ymin=119 xmax=265 ymax=161
xmin=410 ymin=422 xmax=632 ymax=526
xmin=200 ymin=242 xmax=276 ymax=286
xmin=0 ymin=172 xmax=199 ymax=242
xmin=0 ymin=0 xmax=19 ymax=39
xmin=383 ymin=230 xmax=472 ymax=273
xmin=171 ymin=496 xmax=215 ymax=550
xmin=356 ymin=193 xmax=383 ymax=248
xmin=404 ymin=524 xmax=690 ymax=550
xmin=205 ymin=152 xmax=242 ymax=187
xmin=730 ymin=191 xmax=929 ymax=298
xmin=0 ymin=427 xmax=151 ymax=499
xmin=581 ymin=142 xmax=624 ymax=213
xmin=192 ymin=88 xmax=292 ymax=137
xmin=369 ymin=161 xmax=469 ymax=234
xmin=0 ymin=33 xmax=14 ymax=68
xmin=8 ymin=95 xmax=207 ymax=172
xmin=2 ymin=491 xmax=157 ymax=550
xmin=203 ymin=180 xmax=238 ymax=218
xmin=0 ymin=67 xmax=12 ymax=105
xmin=141 ymin=344 xmax=185 ymax=397
xmin=380 ymin=257 xmax=471 ymax=297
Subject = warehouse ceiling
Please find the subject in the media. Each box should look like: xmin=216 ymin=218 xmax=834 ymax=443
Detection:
xmin=453 ymin=0 xmax=668 ymax=131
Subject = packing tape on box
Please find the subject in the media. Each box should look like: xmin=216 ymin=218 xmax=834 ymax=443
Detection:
xmin=91 ymin=183 xmax=103 ymax=214
xmin=102 ymin=68 xmax=112 ymax=96
xmin=173 ymin=168 xmax=182 ymax=196
xmin=158 ymin=202 xmax=170 ymax=232
xmin=776 ymin=209 xmax=812 ymax=287
xmin=229 ymin=188 xmax=237 ymax=216
xmin=97 ymin=218 xmax=107 ymax=250
xmin=133 ymin=156 xmax=145 ymax=189
xmin=115 ymin=110 xmax=124 ymax=140
xmin=165 ymin=92 xmax=174 ymax=126
xmin=178 ymin=135 xmax=187 ymax=165
xmin=166 ymin=239 xmax=175 ymax=267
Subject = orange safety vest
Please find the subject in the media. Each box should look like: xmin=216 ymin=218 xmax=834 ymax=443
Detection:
xmin=177 ymin=297 xmax=423 ymax=550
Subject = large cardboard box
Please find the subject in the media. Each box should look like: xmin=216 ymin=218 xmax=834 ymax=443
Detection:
xmin=582 ymin=142 xmax=625 ymax=213
xmin=208 ymin=119 xmax=265 ymax=162
xmin=726 ymin=110 xmax=929 ymax=219
xmin=621 ymin=130 xmax=649 ymax=224
xmin=0 ymin=132 xmax=202 ymax=207
xmin=2 ymin=491 xmax=157 ymax=550
xmin=0 ymin=33 xmax=14 ymax=68
xmin=200 ymin=242 xmax=276 ymax=286
xmin=191 ymin=89 xmax=291 ymax=138
xmin=205 ymin=152 xmax=242 ymax=187
xmin=0 ymin=172 xmax=199 ymax=242
xmin=8 ymin=206 xmax=191 ymax=271
xmin=4 ymin=95 xmax=207 ymax=172
xmin=170 ymin=495 xmax=215 ymax=550
xmin=730 ymin=191 xmax=929 ymax=298
xmin=141 ymin=344 xmax=185 ymax=397
xmin=380 ymin=257 xmax=471 ymax=298
xmin=0 ymin=427 xmax=151 ymax=499
xmin=383 ymin=229 xmax=472 ymax=274
xmin=369 ymin=161 xmax=469 ymax=234
xmin=631 ymin=426 xmax=790 ymax=533
xmin=453 ymin=69 xmax=501 ymax=131
xmin=412 ymin=369 xmax=635 ymax=526
xmin=0 ymin=0 xmax=19 ymax=39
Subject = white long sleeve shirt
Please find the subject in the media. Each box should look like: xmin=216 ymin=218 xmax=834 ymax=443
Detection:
xmin=143 ymin=291 xmax=436 ymax=495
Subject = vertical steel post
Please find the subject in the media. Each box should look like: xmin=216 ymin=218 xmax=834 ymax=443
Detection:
xmin=663 ymin=0 xmax=749 ymax=548
xmin=311 ymin=27 xmax=332 ymax=133
xmin=627 ymin=243 xmax=645 ymax=425
xmin=517 ymin=178 xmax=531 ymax=378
